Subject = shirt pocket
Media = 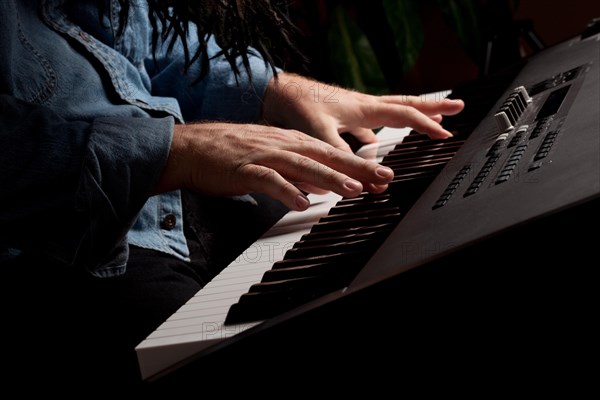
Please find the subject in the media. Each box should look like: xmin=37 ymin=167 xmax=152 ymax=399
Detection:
xmin=13 ymin=25 xmax=57 ymax=105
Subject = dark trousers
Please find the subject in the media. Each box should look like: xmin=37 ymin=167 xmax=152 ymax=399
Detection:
xmin=0 ymin=191 xmax=287 ymax=393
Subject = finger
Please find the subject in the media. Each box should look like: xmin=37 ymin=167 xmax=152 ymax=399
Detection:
xmin=253 ymin=146 xmax=394 ymax=198
xmin=312 ymin=122 xmax=353 ymax=153
xmin=295 ymin=182 xmax=331 ymax=195
xmin=348 ymin=127 xmax=378 ymax=145
xmin=364 ymin=182 xmax=389 ymax=194
xmin=430 ymin=114 xmax=443 ymax=123
xmin=359 ymin=103 xmax=454 ymax=139
xmin=378 ymin=96 xmax=465 ymax=116
xmin=280 ymin=139 xmax=395 ymax=186
xmin=261 ymin=151 xmax=366 ymax=198
xmin=297 ymin=172 xmax=388 ymax=196
xmin=238 ymin=164 xmax=311 ymax=211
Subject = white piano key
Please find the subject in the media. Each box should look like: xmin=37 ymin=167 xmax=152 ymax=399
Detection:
xmin=147 ymin=318 xmax=238 ymax=339
xmin=166 ymin=309 xmax=230 ymax=323
xmin=154 ymin=309 xmax=233 ymax=332
xmin=194 ymin=277 xmax=264 ymax=295
xmin=177 ymin=288 xmax=247 ymax=304
xmin=138 ymin=322 xmax=258 ymax=348
xmin=165 ymin=305 xmax=236 ymax=322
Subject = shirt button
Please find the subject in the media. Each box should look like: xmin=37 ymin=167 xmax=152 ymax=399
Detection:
xmin=161 ymin=214 xmax=177 ymax=230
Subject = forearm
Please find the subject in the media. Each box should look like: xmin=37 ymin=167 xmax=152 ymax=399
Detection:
xmin=261 ymin=72 xmax=338 ymax=127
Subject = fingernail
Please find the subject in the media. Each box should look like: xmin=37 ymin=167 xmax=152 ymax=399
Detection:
xmin=295 ymin=194 xmax=310 ymax=210
xmin=344 ymin=179 xmax=362 ymax=192
xmin=376 ymin=167 xmax=394 ymax=179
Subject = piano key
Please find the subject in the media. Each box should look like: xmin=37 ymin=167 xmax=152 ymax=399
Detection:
xmin=225 ymin=268 xmax=362 ymax=324
xmin=275 ymin=250 xmax=370 ymax=268
xmin=309 ymin=211 xmax=403 ymax=232
xmin=327 ymin=196 xmax=395 ymax=215
xmin=284 ymin=237 xmax=385 ymax=259
xmin=261 ymin=262 xmax=363 ymax=282
xmin=293 ymin=227 xmax=392 ymax=248
xmin=317 ymin=206 xmax=401 ymax=223
xmin=333 ymin=193 xmax=391 ymax=206
xmin=295 ymin=222 xmax=397 ymax=242
xmin=383 ymin=154 xmax=455 ymax=168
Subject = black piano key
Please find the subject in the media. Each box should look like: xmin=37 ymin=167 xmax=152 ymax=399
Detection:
xmin=382 ymin=138 xmax=446 ymax=151
xmin=383 ymin=143 xmax=464 ymax=161
xmin=296 ymin=222 xmax=397 ymax=242
xmin=226 ymin=258 xmax=369 ymax=324
xmin=386 ymin=156 xmax=456 ymax=170
xmin=274 ymin=250 xmax=370 ymax=269
xmin=335 ymin=192 xmax=391 ymax=206
xmin=340 ymin=131 xmax=367 ymax=153
xmin=309 ymin=211 xmax=402 ymax=233
xmin=391 ymin=136 xmax=465 ymax=154
xmin=384 ymin=153 xmax=446 ymax=166
xmin=390 ymin=161 xmax=452 ymax=177
xmin=389 ymin=139 xmax=465 ymax=153
xmin=248 ymin=275 xmax=333 ymax=294
xmin=284 ymin=237 xmax=384 ymax=260
xmin=391 ymin=169 xmax=444 ymax=183
xmin=390 ymin=172 xmax=439 ymax=185
xmin=318 ymin=206 xmax=400 ymax=224
xmin=383 ymin=154 xmax=455 ymax=168
xmin=261 ymin=263 xmax=337 ymax=282
xmin=293 ymin=228 xmax=392 ymax=249
xmin=327 ymin=196 xmax=395 ymax=215
xmin=400 ymin=133 xmax=431 ymax=142
xmin=225 ymin=274 xmax=344 ymax=324
xmin=225 ymin=288 xmax=320 ymax=324
xmin=261 ymin=259 xmax=367 ymax=287
xmin=384 ymin=139 xmax=462 ymax=155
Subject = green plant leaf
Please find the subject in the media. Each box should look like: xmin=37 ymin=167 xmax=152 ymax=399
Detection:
xmin=382 ymin=0 xmax=424 ymax=76
xmin=435 ymin=0 xmax=482 ymax=61
xmin=327 ymin=5 xmax=388 ymax=94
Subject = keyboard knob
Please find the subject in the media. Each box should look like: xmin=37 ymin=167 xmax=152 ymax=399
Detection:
xmin=494 ymin=111 xmax=514 ymax=132
xmin=509 ymin=92 xmax=526 ymax=115
xmin=514 ymin=86 xmax=532 ymax=104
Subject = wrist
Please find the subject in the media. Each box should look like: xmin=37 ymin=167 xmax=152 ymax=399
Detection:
xmin=261 ymin=72 xmax=307 ymax=127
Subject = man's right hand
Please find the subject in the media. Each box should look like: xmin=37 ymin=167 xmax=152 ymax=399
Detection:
xmin=154 ymin=123 xmax=395 ymax=211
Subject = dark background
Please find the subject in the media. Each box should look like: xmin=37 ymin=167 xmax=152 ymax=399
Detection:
xmin=283 ymin=0 xmax=600 ymax=95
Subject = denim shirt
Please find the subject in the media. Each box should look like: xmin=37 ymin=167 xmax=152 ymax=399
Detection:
xmin=0 ymin=0 xmax=274 ymax=277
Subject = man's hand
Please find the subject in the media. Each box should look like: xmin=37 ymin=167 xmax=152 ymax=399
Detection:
xmin=154 ymin=123 xmax=395 ymax=211
xmin=155 ymin=73 xmax=466 ymax=212
xmin=261 ymin=72 xmax=465 ymax=152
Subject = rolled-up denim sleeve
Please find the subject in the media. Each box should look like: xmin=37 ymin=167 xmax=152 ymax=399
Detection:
xmin=0 ymin=95 xmax=172 ymax=276
xmin=147 ymin=36 xmax=276 ymax=123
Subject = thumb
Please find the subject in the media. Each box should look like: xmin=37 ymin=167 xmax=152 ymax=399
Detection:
xmin=317 ymin=125 xmax=353 ymax=153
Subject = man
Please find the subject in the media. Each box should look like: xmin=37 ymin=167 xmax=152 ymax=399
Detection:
xmin=0 ymin=0 xmax=463 ymax=389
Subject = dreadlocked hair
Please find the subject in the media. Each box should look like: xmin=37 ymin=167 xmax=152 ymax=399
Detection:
xmin=117 ymin=0 xmax=303 ymax=81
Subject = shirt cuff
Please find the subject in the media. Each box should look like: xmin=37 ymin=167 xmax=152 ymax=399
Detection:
xmin=75 ymin=116 xmax=174 ymax=276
